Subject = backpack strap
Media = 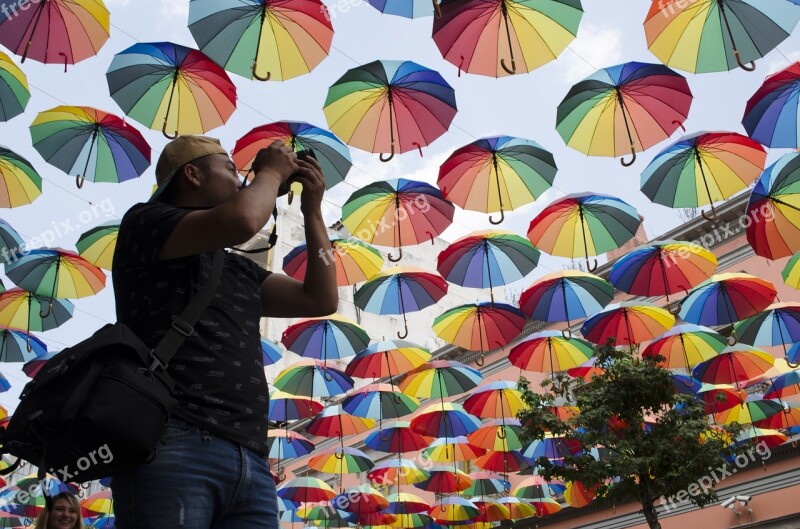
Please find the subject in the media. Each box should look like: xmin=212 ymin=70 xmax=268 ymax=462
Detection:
xmin=148 ymin=249 xmax=225 ymax=370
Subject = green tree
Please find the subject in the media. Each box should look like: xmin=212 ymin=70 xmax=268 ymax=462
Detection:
xmin=517 ymin=343 xmax=750 ymax=529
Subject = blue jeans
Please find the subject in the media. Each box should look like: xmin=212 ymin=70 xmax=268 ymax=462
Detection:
xmin=111 ymin=417 xmax=279 ymax=529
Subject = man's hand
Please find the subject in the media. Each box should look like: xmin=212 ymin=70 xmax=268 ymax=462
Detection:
xmin=293 ymin=154 xmax=326 ymax=216
xmin=251 ymin=141 xmax=297 ymax=184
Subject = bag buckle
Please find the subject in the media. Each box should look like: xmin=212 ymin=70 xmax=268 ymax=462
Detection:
xmin=145 ymin=350 xmax=168 ymax=374
xmin=171 ymin=318 xmax=194 ymax=337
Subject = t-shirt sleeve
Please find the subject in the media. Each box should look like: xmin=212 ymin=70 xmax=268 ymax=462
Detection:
xmin=114 ymin=202 xmax=191 ymax=267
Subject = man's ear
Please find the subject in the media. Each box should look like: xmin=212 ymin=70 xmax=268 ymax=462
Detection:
xmin=182 ymin=163 xmax=204 ymax=190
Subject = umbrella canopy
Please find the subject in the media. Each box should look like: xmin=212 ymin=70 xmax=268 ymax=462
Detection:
xmin=640 ymin=131 xmax=766 ymax=220
xmin=368 ymin=460 xmax=430 ymax=487
xmin=697 ymin=383 xmax=747 ymax=414
xmin=645 ymin=0 xmax=800 ymax=73
xmin=323 ymin=59 xmax=457 ymax=161
xmin=437 ymin=230 xmax=540 ymax=303
xmin=556 ymin=62 xmax=692 ymax=165
xmin=0 ymin=0 xmax=110 ymax=66
xmin=744 ymin=62 xmax=800 ymax=148
xmin=464 ymin=471 xmax=511 ymax=496
xmin=609 ymin=240 xmax=718 ymax=313
xmin=754 ymin=404 xmax=800 ymax=430
xmin=367 ymin=0 xmax=432 ymax=17
xmin=692 ymin=345 xmax=776 ymax=389
xmin=714 ymin=398 xmax=784 ymax=426
xmin=429 ymin=497 xmax=479 ymax=523
xmin=354 ymin=267 xmax=448 ymax=339
xmin=364 ymin=421 xmax=432 ymax=453
xmin=432 ymin=0 xmax=583 ymax=77
xmin=106 ymin=42 xmax=237 ymax=138
xmin=75 ymin=221 xmax=119 ymax=271
xmin=384 ymin=492 xmax=429 ymax=514
xmin=309 ymin=446 xmax=375 ymax=475
xmin=509 ymin=331 xmax=595 ymax=374
xmin=410 ymin=402 xmax=482 ymax=437
xmin=345 ymin=340 xmax=431 ymax=379
xmin=424 ymin=436 xmax=486 ymax=463
xmin=22 ymin=348 xmax=58 ymax=378
xmin=0 ymin=288 xmax=74 ymax=334
xmin=260 ymin=338 xmax=283 ymax=366
xmin=0 ymin=146 xmax=42 ymax=208
xmin=268 ymin=389 xmax=323 ymax=422
xmin=413 ymin=466 xmax=472 ymax=494
xmin=679 ymin=273 xmax=778 ymax=332
xmin=188 ymin=0 xmax=333 ymax=81
xmin=513 ymin=475 xmax=566 ymax=499
xmin=400 ymin=360 xmax=483 ymax=400
xmin=277 ymin=477 xmax=337 ymax=503
xmin=745 ymin=152 xmax=800 ymax=260
xmin=433 ymin=303 xmax=526 ymax=365
xmin=519 ymin=270 xmax=613 ymax=333
xmin=468 ymin=418 xmax=523 ymax=452
xmin=233 ymin=121 xmax=351 ymax=190
xmin=307 ymin=405 xmax=376 ymax=438
xmin=30 ymin=105 xmax=151 ymax=188
xmin=563 ymin=481 xmax=596 ymax=508
xmin=527 ymin=192 xmax=641 ymax=271
xmin=496 ymin=497 xmax=537 ymax=519
xmin=0 ymin=51 xmax=29 ymax=122
xmin=283 ymin=239 xmax=382 ymax=287
xmin=472 ymin=497 xmax=511 ymax=522
xmin=642 ymin=324 xmax=726 ymax=370
xmin=734 ymin=303 xmax=800 ymax=359
xmin=783 ymin=251 xmax=800 ymax=289
xmin=266 ymin=429 xmax=315 ymax=459
xmin=438 ymin=136 xmax=556 ymax=223
xmin=474 ymin=449 xmax=533 ymax=473
xmin=0 ymin=219 xmax=22 ymax=260
xmin=0 ymin=327 xmax=47 ymax=362
xmin=281 ymin=314 xmax=369 ymax=368
xmin=463 ymin=381 xmax=526 ymax=419
xmin=735 ymin=427 xmax=788 ymax=448
xmin=342 ymin=178 xmax=454 ymax=262
xmin=764 ymin=371 xmax=800 ymax=400
xmin=272 ymin=359 xmax=354 ymax=400
xmin=580 ymin=303 xmax=675 ymax=349
xmin=332 ymin=485 xmax=389 ymax=514
xmin=341 ymin=383 xmax=420 ymax=425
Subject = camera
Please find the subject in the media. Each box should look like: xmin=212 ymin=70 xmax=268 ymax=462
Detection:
xmin=277 ymin=149 xmax=316 ymax=197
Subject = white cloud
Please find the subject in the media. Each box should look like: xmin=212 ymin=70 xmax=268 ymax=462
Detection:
xmin=559 ymin=23 xmax=623 ymax=84
xmin=159 ymin=0 xmax=188 ymax=20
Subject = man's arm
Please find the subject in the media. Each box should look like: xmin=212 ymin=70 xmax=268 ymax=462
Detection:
xmin=260 ymin=156 xmax=338 ymax=318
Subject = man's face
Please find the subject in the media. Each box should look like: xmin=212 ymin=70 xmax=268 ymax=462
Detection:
xmin=193 ymin=153 xmax=241 ymax=205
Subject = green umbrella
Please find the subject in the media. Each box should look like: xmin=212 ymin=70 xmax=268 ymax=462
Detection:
xmin=76 ymin=222 xmax=120 ymax=271
xmin=0 ymin=51 xmax=29 ymax=121
xmin=0 ymin=146 xmax=42 ymax=208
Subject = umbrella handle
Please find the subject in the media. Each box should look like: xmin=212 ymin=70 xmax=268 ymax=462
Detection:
xmin=432 ymin=0 xmax=441 ymax=18
xmin=253 ymin=62 xmax=272 ymax=81
xmin=380 ymin=429 xmax=391 ymax=441
xmin=496 ymin=427 xmax=507 ymax=439
xmin=786 ymin=356 xmax=800 ymax=369
xmin=476 ymin=353 xmax=485 ymax=367
xmin=734 ymin=50 xmax=756 ymax=72
xmin=39 ymin=301 xmax=53 ymax=319
xmin=727 ymin=329 xmax=738 ymax=346
xmin=388 ymin=247 xmax=403 ymax=262
xmin=701 ymin=207 xmax=717 ymax=221
xmin=620 ymin=149 xmax=636 ymax=167
xmin=324 ymin=366 xmax=335 ymax=382
xmin=162 ymin=121 xmax=178 ymax=140
xmin=561 ymin=327 xmax=573 ymax=339
xmin=585 ymin=258 xmax=598 ymax=273
xmin=413 ymin=142 xmax=423 ymax=157
xmin=458 ymin=56 xmax=464 ymax=77
xmin=500 ymin=58 xmax=516 ymax=75
xmin=397 ymin=318 xmax=408 ymax=339
xmin=489 ymin=207 xmax=505 ymax=225
xmin=672 ymin=120 xmax=686 ymax=133
xmin=76 ymin=175 xmax=85 ymax=189
xmin=287 ymin=190 xmax=295 ymax=205
xmin=335 ymin=451 xmax=344 ymax=460
xmin=59 ymin=52 xmax=68 ymax=73
xmin=667 ymin=300 xmax=682 ymax=315
xmin=380 ymin=144 xmax=395 ymax=163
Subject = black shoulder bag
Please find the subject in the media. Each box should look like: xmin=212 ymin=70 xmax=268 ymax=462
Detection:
xmin=0 ymin=251 xmax=225 ymax=483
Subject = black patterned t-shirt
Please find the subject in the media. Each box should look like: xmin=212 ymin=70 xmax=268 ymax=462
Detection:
xmin=112 ymin=202 xmax=271 ymax=454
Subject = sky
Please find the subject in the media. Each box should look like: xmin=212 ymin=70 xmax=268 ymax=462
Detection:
xmin=0 ymin=0 xmax=799 ymax=411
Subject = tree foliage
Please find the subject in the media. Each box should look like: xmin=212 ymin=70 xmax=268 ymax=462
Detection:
xmin=517 ymin=343 xmax=749 ymax=529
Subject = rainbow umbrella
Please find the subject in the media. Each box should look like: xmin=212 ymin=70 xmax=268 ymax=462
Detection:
xmin=410 ymin=402 xmax=482 ymax=438
xmin=754 ymin=404 xmax=800 ymax=430
xmin=188 ymin=0 xmax=333 ymax=81
xmin=734 ymin=303 xmax=800 ymax=360
xmin=464 ymin=381 xmax=526 ymax=420
xmin=432 ymin=0 xmax=583 ymax=77
xmin=556 ymin=62 xmax=692 ymax=166
xmin=437 ymin=231 xmax=540 ymax=303
xmin=563 ymin=481 xmax=596 ymax=508
xmin=0 ymin=147 xmax=42 ymax=208
xmin=22 ymin=348 xmax=57 ymax=378
xmin=640 ymin=132 xmax=766 ymax=220
xmin=323 ymin=60 xmax=457 ymax=161
xmin=283 ymin=239 xmax=382 ymax=287
xmin=745 ymin=152 xmax=800 ymax=260
xmin=0 ymin=0 xmax=109 ymax=67
xmin=343 ymin=179 xmax=454 ymax=262
xmin=81 ymin=489 xmax=113 ymax=517
xmin=345 ymin=340 xmax=431 ymax=380
xmin=513 ymin=475 xmax=566 ymax=499
xmin=429 ymin=497 xmax=479 ymax=523
xmin=424 ymin=436 xmax=486 ymax=463
xmin=496 ymin=497 xmax=536 ymax=519
xmin=367 ymin=0 xmax=432 ymax=17
xmin=333 ymin=485 xmax=389 ymax=514
xmin=509 ymin=331 xmax=594 ymax=374
xmin=692 ymin=345 xmax=776 ymax=389
xmin=400 ymin=360 xmax=483 ymax=401
xmin=233 ymin=121 xmax=351 ymax=194
xmin=296 ymin=504 xmax=347 ymax=526
xmin=277 ymin=477 xmax=337 ymax=503
xmin=341 ymin=383 xmax=420 ymax=431
xmin=0 ymin=288 xmax=73 ymax=337
xmin=309 ymin=446 xmax=375 ymax=475
xmin=0 ymin=329 xmax=39 ymax=362
xmin=392 ymin=513 xmax=435 ymax=528
xmin=468 ymin=418 xmax=523 ymax=452
xmin=107 ymin=42 xmax=237 ymax=138
xmin=679 ymin=274 xmax=778 ymax=338
xmin=75 ymin=221 xmax=119 ymax=271
xmin=437 ymin=136 xmax=557 ymax=223
xmin=30 ymin=106 xmax=151 ymax=188
xmin=735 ymin=427 xmax=788 ymax=448
xmin=413 ymin=466 xmax=472 ymax=493
xmin=354 ymin=267 xmax=448 ymax=339
xmin=529 ymin=497 xmax=562 ymax=515
xmin=609 ymin=240 xmax=718 ymax=314
xmin=281 ymin=314 xmax=369 ymax=370
xmin=0 ymin=219 xmax=22 ymax=260
xmin=384 ymin=492 xmax=430 ymax=515
xmin=580 ymin=303 xmax=675 ymax=350
xmin=642 ymin=324 xmax=725 ymax=370
xmin=464 ymin=472 xmax=511 ymax=496
xmin=764 ymin=371 xmax=800 ymax=400
xmin=343 ymin=511 xmax=397 ymax=526
xmin=364 ymin=420 xmax=431 ymax=453
xmin=519 ymin=271 xmax=613 ymax=335
xmin=432 ymin=303 xmax=526 ymax=365
xmin=307 ymin=405 xmax=376 ymax=438
xmin=527 ymin=192 xmax=641 ymax=272
xmin=272 ymin=359 xmax=354 ymax=401
xmin=645 ymin=0 xmax=800 ymax=73
xmin=0 ymin=373 xmax=9 ymax=393
xmin=474 ymin=450 xmax=533 ymax=474
xmin=268 ymin=389 xmax=323 ymax=422
xmin=568 ymin=357 xmax=604 ymax=381
xmin=697 ymin=383 xmax=747 ymax=414
xmin=713 ymin=398 xmax=784 ymax=426
xmin=260 ymin=338 xmax=284 ymax=366
xmin=472 ymin=498 xmax=511 ymax=523
xmin=5 ymin=248 xmax=106 ymax=316
xmin=783 ymin=251 xmax=800 ymax=289
xmin=368 ymin=460 xmax=430 ymax=487
xmin=743 ymin=62 xmax=800 ymax=148
xmin=0 ymin=51 xmax=29 ymax=121
xmin=267 ymin=429 xmax=315 ymax=459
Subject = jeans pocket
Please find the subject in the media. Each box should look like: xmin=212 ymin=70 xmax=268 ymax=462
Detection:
xmin=161 ymin=418 xmax=199 ymax=443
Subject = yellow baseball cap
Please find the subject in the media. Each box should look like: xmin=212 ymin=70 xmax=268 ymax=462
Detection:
xmin=150 ymin=135 xmax=228 ymax=202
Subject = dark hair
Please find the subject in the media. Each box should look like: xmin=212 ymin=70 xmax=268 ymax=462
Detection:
xmin=159 ymin=155 xmax=214 ymax=205
xmin=35 ymin=492 xmax=84 ymax=529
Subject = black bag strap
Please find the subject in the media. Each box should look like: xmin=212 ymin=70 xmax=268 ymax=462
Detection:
xmin=149 ymin=250 xmax=225 ymax=369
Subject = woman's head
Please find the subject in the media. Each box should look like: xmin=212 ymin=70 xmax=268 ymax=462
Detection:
xmin=35 ymin=492 xmax=83 ymax=529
